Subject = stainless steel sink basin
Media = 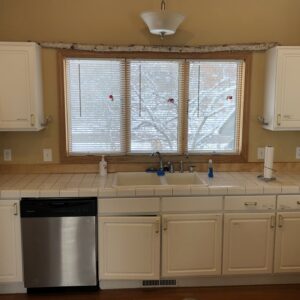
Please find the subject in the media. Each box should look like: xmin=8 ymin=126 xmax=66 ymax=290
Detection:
xmin=113 ymin=172 xmax=162 ymax=187
xmin=164 ymin=173 xmax=207 ymax=185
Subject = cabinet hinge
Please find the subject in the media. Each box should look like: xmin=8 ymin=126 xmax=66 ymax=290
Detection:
xmin=13 ymin=203 xmax=18 ymax=216
xmin=163 ymin=218 xmax=168 ymax=231
xmin=30 ymin=114 xmax=35 ymax=127
xmin=277 ymin=114 xmax=281 ymax=126
xmin=278 ymin=215 xmax=284 ymax=228
xmin=270 ymin=215 xmax=275 ymax=228
xmin=155 ymin=220 xmax=160 ymax=234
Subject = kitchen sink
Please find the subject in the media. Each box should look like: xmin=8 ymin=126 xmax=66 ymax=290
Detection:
xmin=112 ymin=172 xmax=207 ymax=187
xmin=164 ymin=172 xmax=207 ymax=185
xmin=113 ymin=172 xmax=163 ymax=187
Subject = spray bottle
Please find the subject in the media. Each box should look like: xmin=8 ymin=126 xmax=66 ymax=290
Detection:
xmin=208 ymin=159 xmax=214 ymax=178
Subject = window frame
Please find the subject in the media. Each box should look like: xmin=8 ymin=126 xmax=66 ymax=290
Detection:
xmin=58 ymin=50 xmax=251 ymax=164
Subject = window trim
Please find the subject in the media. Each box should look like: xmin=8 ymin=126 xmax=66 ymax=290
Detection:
xmin=58 ymin=50 xmax=251 ymax=164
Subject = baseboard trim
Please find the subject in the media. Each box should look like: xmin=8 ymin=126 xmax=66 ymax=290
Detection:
xmin=0 ymin=282 xmax=26 ymax=294
xmin=100 ymin=274 xmax=300 ymax=290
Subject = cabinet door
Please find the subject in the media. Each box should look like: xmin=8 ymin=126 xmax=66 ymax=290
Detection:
xmin=0 ymin=200 xmax=22 ymax=282
xmin=162 ymin=214 xmax=222 ymax=277
xmin=0 ymin=42 xmax=43 ymax=131
xmin=274 ymin=212 xmax=300 ymax=273
xmin=99 ymin=216 xmax=160 ymax=280
xmin=223 ymin=213 xmax=275 ymax=275
xmin=276 ymin=49 xmax=300 ymax=128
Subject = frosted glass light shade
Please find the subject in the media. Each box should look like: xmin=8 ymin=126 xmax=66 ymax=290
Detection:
xmin=140 ymin=11 xmax=185 ymax=36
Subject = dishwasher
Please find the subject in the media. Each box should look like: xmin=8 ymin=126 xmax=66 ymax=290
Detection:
xmin=21 ymin=197 xmax=98 ymax=291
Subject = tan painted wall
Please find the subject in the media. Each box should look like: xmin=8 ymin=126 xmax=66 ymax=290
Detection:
xmin=1 ymin=0 xmax=300 ymax=164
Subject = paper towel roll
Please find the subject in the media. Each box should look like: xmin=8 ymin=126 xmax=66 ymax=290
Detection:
xmin=264 ymin=146 xmax=274 ymax=179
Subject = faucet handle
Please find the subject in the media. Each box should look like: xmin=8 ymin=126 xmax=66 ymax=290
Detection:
xmin=167 ymin=161 xmax=174 ymax=173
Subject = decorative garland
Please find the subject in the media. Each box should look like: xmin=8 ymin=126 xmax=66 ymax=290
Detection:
xmin=38 ymin=41 xmax=278 ymax=53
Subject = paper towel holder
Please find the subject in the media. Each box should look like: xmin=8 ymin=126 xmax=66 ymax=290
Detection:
xmin=257 ymin=174 xmax=276 ymax=182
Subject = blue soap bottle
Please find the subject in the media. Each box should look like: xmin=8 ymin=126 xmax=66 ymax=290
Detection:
xmin=208 ymin=159 xmax=214 ymax=178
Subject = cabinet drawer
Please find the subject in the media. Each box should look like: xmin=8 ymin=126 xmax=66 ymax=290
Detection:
xmin=161 ymin=196 xmax=222 ymax=212
xmin=98 ymin=197 xmax=160 ymax=214
xmin=224 ymin=196 xmax=276 ymax=211
xmin=277 ymin=195 xmax=300 ymax=210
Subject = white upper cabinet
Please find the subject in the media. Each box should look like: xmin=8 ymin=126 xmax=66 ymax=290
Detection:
xmin=0 ymin=42 xmax=44 ymax=131
xmin=263 ymin=46 xmax=300 ymax=130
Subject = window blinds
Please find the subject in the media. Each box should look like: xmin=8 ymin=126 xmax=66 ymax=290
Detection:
xmin=65 ymin=58 xmax=125 ymax=155
xmin=64 ymin=57 xmax=245 ymax=156
xmin=187 ymin=60 xmax=245 ymax=154
xmin=128 ymin=59 xmax=183 ymax=154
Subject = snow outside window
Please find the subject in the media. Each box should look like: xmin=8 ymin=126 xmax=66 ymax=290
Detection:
xmin=129 ymin=60 xmax=183 ymax=154
xmin=187 ymin=60 xmax=244 ymax=154
xmin=64 ymin=57 xmax=245 ymax=156
xmin=65 ymin=58 xmax=125 ymax=155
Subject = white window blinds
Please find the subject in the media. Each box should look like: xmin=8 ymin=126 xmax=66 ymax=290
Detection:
xmin=63 ymin=56 xmax=246 ymax=156
xmin=128 ymin=60 xmax=183 ymax=154
xmin=187 ymin=60 xmax=245 ymax=154
xmin=65 ymin=58 xmax=125 ymax=155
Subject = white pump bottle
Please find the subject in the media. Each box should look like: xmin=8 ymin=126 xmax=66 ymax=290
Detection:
xmin=99 ymin=155 xmax=107 ymax=177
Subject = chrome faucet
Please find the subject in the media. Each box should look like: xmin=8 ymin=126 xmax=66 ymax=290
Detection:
xmin=152 ymin=151 xmax=163 ymax=170
xmin=179 ymin=160 xmax=184 ymax=173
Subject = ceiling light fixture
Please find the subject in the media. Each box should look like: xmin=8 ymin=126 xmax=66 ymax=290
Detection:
xmin=140 ymin=0 xmax=185 ymax=39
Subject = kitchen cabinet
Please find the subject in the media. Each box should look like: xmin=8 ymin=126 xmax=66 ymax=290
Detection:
xmin=274 ymin=212 xmax=300 ymax=273
xmin=223 ymin=213 xmax=275 ymax=275
xmin=0 ymin=200 xmax=22 ymax=283
xmin=99 ymin=216 xmax=160 ymax=280
xmin=223 ymin=195 xmax=276 ymax=275
xmin=161 ymin=214 xmax=222 ymax=277
xmin=274 ymin=195 xmax=300 ymax=273
xmin=0 ymin=42 xmax=44 ymax=131
xmin=263 ymin=46 xmax=300 ymax=130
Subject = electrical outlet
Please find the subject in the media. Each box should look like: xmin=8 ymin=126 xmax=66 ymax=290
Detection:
xmin=296 ymin=147 xmax=300 ymax=159
xmin=3 ymin=149 xmax=12 ymax=161
xmin=257 ymin=147 xmax=265 ymax=160
xmin=43 ymin=148 xmax=53 ymax=162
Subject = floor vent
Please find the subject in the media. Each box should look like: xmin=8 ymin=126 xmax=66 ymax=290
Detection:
xmin=142 ymin=279 xmax=177 ymax=287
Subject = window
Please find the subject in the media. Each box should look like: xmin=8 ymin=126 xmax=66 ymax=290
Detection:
xmin=59 ymin=51 xmax=250 ymax=162
xmin=65 ymin=58 xmax=125 ymax=155
xmin=187 ymin=60 xmax=244 ymax=154
xmin=129 ymin=60 xmax=183 ymax=153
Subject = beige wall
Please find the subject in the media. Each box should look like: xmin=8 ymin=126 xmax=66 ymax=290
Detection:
xmin=1 ymin=0 xmax=300 ymax=164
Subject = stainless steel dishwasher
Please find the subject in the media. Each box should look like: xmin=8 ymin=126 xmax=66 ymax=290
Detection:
xmin=21 ymin=197 xmax=98 ymax=291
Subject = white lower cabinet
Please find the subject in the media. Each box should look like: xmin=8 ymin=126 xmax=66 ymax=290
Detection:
xmin=0 ymin=200 xmax=22 ymax=283
xmin=99 ymin=216 xmax=160 ymax=280
xmin=274 ymin=212 xmax=300 ymax=273
xmin=161 ymin=214 xmax=222 ymax=277
xmin=223 ymin=213 xmax=275 ymax=275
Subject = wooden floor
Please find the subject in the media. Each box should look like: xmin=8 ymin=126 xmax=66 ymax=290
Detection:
xmin=1 ymin=285 xmax=300 ymax=300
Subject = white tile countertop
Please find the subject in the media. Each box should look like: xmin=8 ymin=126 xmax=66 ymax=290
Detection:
xmin=1 ymin=171 xmax=300 ymax=199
